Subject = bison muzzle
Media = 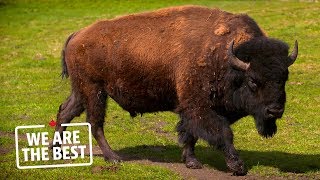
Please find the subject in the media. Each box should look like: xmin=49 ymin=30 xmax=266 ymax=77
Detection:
xmin=52 ymin=5 xmax=298 ymax=175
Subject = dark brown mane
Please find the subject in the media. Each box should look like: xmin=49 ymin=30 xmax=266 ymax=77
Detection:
xmin=235 ymin=37 xmax=289 ymax=59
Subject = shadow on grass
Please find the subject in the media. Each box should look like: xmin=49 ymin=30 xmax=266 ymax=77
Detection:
xmin=112 ymin=145 xmax=320 ymax=173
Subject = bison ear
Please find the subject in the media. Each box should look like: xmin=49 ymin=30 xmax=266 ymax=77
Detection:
xmin=287 ymin=40 xmax=298 ymax=67
xmin=228 ymin=40 xmax=250 ymax=71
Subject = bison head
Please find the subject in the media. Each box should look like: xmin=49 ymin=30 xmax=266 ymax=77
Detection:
xmin=229 ymin=38 xmax=298 ymax=138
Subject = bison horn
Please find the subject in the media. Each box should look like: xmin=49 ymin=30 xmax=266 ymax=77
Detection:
xmin=228 ymin=40 xmax=250 ymax=71
xmin=288 ymin=40 xmax=298 ymax=66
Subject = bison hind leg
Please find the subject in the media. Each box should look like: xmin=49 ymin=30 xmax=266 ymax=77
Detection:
xmin=50 ymin=91 xmax=85 ymax=148
xmin=177 ymin=115 xmax=203 ymax=169
xmin=85 ymin=85 xmax=121 ymax=163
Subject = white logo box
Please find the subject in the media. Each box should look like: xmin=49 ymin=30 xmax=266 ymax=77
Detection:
xmin=15 ymin=123 xmax=93 ymax=169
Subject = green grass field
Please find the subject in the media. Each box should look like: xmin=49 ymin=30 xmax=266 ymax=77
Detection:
xmin=0 ymin=0 xmax=319 ymax=179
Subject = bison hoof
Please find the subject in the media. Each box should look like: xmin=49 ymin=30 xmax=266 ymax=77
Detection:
xmin=110 ymin=159 xmax=122 ymax=164
xmin=233 ymin=170 xmax=247 ymax=176
xmin=226 ymin=159 xmax=247 ymax=176
xmin=105 ymin=154 xmax=122 ymax=164
xmin=185 ymin=158 xmax=203 ymax=169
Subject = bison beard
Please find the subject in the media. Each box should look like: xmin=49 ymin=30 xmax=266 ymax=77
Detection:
xmin=52 ymin=6 xmax=298 ymax=176
xmin=257 ymin=118 xmax=277 ymax=138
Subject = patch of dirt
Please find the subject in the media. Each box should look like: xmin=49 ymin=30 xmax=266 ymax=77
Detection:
xmin=0 ymin=130 xmax=32 ymax=156
xmin=0 ymin=131 xmax=15 ymax=138
xmin=139 ymin=118 xmax=178 ymax=142
xmin=84 ymin=145 xmax=103 ymax=155
xmin=154 ymin=122 xmax=177 ymax=142
xmin=0 ymin=131 xmax=15 ymax=156
xmin=135 ymin=159 xmax=251 ymax=180
xmin=33 ymin=53 xmax=46 ymax=60
xmin=0 ymin=145 xmax=14 ymax=156
xmin=85 ymin=146 xmax=255 ymax=179
xmin=18 ymin=113 xmax=30 ymax=120
xmin=92 ymin=164 xmax=120 ymax=174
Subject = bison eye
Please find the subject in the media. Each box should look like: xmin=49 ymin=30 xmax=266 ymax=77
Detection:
xmin=248 ymin=79 xmax=258 ymax=92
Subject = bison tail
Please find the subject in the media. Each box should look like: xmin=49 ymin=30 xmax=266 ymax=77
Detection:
xmin=61 ymin=32 xmax=76 ymax=79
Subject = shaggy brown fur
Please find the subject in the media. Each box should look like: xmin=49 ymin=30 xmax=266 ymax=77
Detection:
xmin=53 ymin=5 xmax=298 ymax=176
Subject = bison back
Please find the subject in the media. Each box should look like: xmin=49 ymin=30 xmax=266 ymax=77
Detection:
xmin=63 ymin=5 xmax=264 ymax=115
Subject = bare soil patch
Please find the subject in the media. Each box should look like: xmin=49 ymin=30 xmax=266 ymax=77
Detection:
xmin=86 ymin=145 xmax=266 ymax=179
xmin=0 ymin=131 xmax=15 ymax=156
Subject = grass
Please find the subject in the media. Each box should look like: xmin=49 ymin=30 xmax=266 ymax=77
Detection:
xmin=0 ymin=0 xmax=319 ymax=179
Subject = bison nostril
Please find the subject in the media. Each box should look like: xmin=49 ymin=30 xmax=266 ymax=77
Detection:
xmin=266 ymin=107 xmax=284 ymax=118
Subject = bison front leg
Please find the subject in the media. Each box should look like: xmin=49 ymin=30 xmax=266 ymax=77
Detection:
xmin=221 ymin=125 xmax=246 ymax=176
xmin=180 ymin=108 xmax=246 ymax=176
xmin=177 ymin=114 xmax=202 ymax=169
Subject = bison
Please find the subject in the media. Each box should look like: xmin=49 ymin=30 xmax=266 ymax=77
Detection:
xmin=52 ymin=5 xmax=298 ymax=175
